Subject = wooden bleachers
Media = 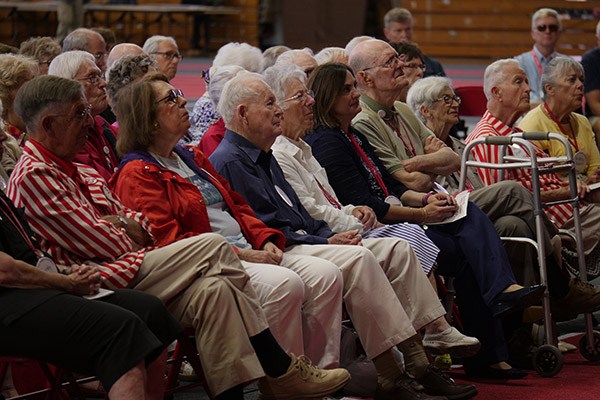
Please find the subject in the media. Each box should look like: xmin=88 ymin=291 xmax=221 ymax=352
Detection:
xmin=0 ymin=0 xmax=258 ymax=52
xmin=403 ymin=0 xmax=598 ymax=59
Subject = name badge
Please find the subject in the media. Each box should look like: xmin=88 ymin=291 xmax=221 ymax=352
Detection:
xmin=36 ymin=256 xmax=58 ymax=274
xmin=573 ymin=151 xmax=587 ymax=174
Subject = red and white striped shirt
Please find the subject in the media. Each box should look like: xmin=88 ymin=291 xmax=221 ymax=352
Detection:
xmin=466 ymin=111 xmax=573 ymax=226
xmin=6 ymin=139 xmax=152 ymax=288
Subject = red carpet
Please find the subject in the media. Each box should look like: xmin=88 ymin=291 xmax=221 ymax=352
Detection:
xmin=449 ymin=334 xmax=600 ymax=400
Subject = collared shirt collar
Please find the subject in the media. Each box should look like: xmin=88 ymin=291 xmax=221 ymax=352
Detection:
xmin=26 ymin=139 xmax=78 ymax=179
xmin=532 ymin=45 xmax=558 ymax=63
xmin=360 ymin=94 xmax=397 ymax=120
xmin=224 ymin=129 xmax=265 ymax=164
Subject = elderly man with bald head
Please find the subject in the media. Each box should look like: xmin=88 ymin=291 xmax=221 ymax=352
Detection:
xmin=107 ymin=43 xmax=145 ymax=71
xmin=209 ymin=71 xmax=478 ymax=400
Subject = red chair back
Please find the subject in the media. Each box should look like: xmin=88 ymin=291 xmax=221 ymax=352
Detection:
xmin=455 ymin=85 xmax=487 ymax=117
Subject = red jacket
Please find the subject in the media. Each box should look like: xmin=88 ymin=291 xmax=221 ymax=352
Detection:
xmin=109 ymin=146 xmax=285 ymax=251
xmin=74 ymin=115 xmax=119 ymax=181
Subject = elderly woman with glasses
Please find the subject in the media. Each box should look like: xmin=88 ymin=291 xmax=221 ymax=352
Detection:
xmin=48 ymin=50 xmax=118 ymax=181
xmin=109 ymin=73 xmax=349 ymax=375
xmin=19 ymin=36 xmax=61 ymax=75
xmin=305 ymin=62 xmax=547 ymax=380
xmin=518 ymin=56 xmax=600 ymax=184
xmin=390 ymin=41 xmax=426 ymax=102
xmin=142 ymin=35 xmax=182 ymax=81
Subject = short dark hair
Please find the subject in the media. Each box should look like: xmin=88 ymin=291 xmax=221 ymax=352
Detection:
xmin=114 ymin=73 xmax=169 ymax=155
xmin=308 ymin=63 xmax=354 ymax=129
xmin=390 ymin=41 xmax=424 ymax=63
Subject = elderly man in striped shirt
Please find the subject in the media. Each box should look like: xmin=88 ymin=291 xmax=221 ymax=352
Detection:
xmin=466 ymin=58 xmax=600 ymax=321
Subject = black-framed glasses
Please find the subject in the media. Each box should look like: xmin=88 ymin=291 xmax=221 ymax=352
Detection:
xmin=362 ymin=54 xmax=401 ymax=72
xmin=434 ymin=94 xmax=461 ymax=105
xmin=152 ymin=51 xmax=183 ymax=61
xmin=403 ymin=63 xmax=426 ymax=71
xmin=76 ymin=72 xmax=104 ymax=85
xmin=282 ymin=89 xmax=315 ymax=104
xmin=38 ymin=59 xmax=53 ymax=67
xmin=156 ymin=89 xmax=184 ymax=104
xmin=536 ymin=24 xmax=559 ymax=33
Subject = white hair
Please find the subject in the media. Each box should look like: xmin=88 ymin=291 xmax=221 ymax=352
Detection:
xmin=407 ymin=77 xmax=454 ymax=123
xmin=143 ymin=35 xmax=178 ymax=55
xmin=263 ymin=63 xmax=306 ymax=107
xmin=483 ymin=58 xmax=520 ymax=100
xmin=344 ymin=35 xmax=373 ymax=55
xmin=541 ymin=56 xmax=584 ymax=100
xmin=48 ymin=50 xmax=95 ymax=79
xmin=212 ymin=42 xmax=263 ymax=73
xmin=315 ymin=47 xmax=348 ymax=65
xmin=217 ymin=71 xmax=267 ymax=124
xmin=531 ymin=8 xmax=562 ymax=31
xmin=275 ymin=48 xmax=314 ymax=65
xmin=208 ymin=65 xmax=245 ymax=108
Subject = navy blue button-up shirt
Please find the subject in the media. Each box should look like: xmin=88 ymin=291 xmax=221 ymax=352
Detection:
xmin=209 ymin=129 xmax=333 ymax=247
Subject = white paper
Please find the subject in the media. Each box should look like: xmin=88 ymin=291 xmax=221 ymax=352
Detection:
xmin=427 ymin=190 xmax=470 ymax=225
xmin=83 ymin=288 xmax=114 ymax=300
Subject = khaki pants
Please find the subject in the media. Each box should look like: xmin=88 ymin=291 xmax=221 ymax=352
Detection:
xmin=130 ymin=233 xmax=267 ymax=396
xmin=56 ymin=0 xmax=84 ymax=43
xmin=286 ymin=238 xmax=444 ymax=359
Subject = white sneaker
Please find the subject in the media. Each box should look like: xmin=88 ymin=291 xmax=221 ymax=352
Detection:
xmin=423 ymin=327 xmax=481 ymax=357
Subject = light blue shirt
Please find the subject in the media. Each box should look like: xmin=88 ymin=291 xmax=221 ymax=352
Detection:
xmin=515 ymin=46 xmax=563 ymax=103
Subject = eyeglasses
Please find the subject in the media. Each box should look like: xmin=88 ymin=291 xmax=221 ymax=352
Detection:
xmin=156 ymin=88 xmax=184 ymax=104
xmin=49 ymin=103 xmax=93 ymax=123
xmin=38 ymin=59 xmax=53 ymax=67
xmin=362 ymin=54 xmax=401 ymax=72
xmin=434 ymin=94 xmax=461 ymax=105
xmin=403 ymin=63 xmax=426 ymax=71
xmin=536 ymin=24 xmax=559 ymax=33
xmin=76 ymin=72 xmax=104 ymax=85
xmin=152 ymin=51 xmax=183 ymax=61
xmin=282 ymin=89 xmax=314 ymax=104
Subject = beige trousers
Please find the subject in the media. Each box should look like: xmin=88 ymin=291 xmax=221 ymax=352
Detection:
xmin=130 ymin=233 xmax=267 ymax=396
xmin=286 ymin=237 xmax=444 ymax=359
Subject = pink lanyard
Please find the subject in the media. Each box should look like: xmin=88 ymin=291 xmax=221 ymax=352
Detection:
xmin=0 ymin=196 xmax=43 ymax=257
xmin=343 ymin=129 xmax=390 ymax=197
xmin=314 ymin=177 xmax=342 ymax=209
xmin=543 ymin=103 xmax=579 ymax=151
xmin=385 ymin=116 xmax=417 ymax=157
xmin=531 ymin=49 xmax=543 ymax=76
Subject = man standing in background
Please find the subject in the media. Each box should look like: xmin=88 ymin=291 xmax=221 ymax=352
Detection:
xmin=57 ymin=0 xmax=84 ymax=43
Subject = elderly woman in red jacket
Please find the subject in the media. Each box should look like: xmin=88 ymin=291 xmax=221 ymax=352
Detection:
xmin=109 ymin=73 xmax=344 ymax=369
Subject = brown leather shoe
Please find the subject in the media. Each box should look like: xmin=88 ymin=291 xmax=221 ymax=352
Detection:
xmin=551 ymin=278 xmax=600 ymax=321
xmin=376 ymin=374 xmax=446 ymax=400
xmin=258 ymin=354 xmax=350 ymax=400
xmin=417 ymin=365 xmax=478 ymax=400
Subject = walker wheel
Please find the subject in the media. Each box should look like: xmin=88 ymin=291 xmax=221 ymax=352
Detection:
xmin=532 ymin=344 xmax=563 ymax=377
xmin=579 ymin=330 xmax=600 ymax=362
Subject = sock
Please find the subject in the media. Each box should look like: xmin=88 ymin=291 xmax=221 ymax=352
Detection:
xmin=546 ymin=256 xmax=570 ymax=299
xmin=372 ymin=349 xmax=403 ymax=385
xmin=214 ymin=384 xmax=244 ymax=400
xmin=396 ymin=334 xmax=430 ymax=379
xmin=249 ymin=329 xmax=292 ymax=377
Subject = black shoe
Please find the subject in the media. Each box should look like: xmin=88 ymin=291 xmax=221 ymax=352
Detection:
xmin=491 ymin=285 xmax=545 ymax=318
xmin=465 ymin=365 xmax=528 ymax=380
xmin=376 ymin=374 xmax=446 ymax=400
xmin=417 ymin=365 xmax=478 ymax=400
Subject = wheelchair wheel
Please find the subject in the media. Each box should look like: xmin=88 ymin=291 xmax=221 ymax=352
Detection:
xmin=532 ymin=344 xmax=563 ymax=377
xmin=579 ymin=330 xmax=600 ymax=362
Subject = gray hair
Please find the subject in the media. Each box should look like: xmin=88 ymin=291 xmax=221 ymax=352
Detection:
xmin=541 ymin=56 xmax=584 ymax=99
xmin=143 ymin=35 xmax=178 ymax=56
xmin=263 ymin=63 xmax=306 ymax=108
xmin=48 ymin=50 xmax=95 ymax=79
xmin=275 ymin=48 xmax=314 ymax=65
xmin=407 ymin=76 xmax=454 ymax=123
xmin=483 ymin=58 xmax=520 ymax=100
xmin=531 ymin=8 xmax=562 ymax=31
xmin=207 ymin=65 xmax=244 ymax=108
xmin=315 ymin=47 xmax=348 ymax=65
xmin=217 ymin=71 xmax=266 ymax=125
xmin=345 ymin=35 xmax=373 ymax=56
xmin=106 ymin=54 xmax=156 ymax=102
xmin=62 ymin=28 xmax=101 ymax=52
xmin=383 ymin=7 xmax=412 ymax=28
xmin=14 ymin=75 xmax=83 ymax=133
xmin=262 ymin=45 xmax=290 ymax=70
xmin=212 ymin=42 xmax=263 ymax=73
